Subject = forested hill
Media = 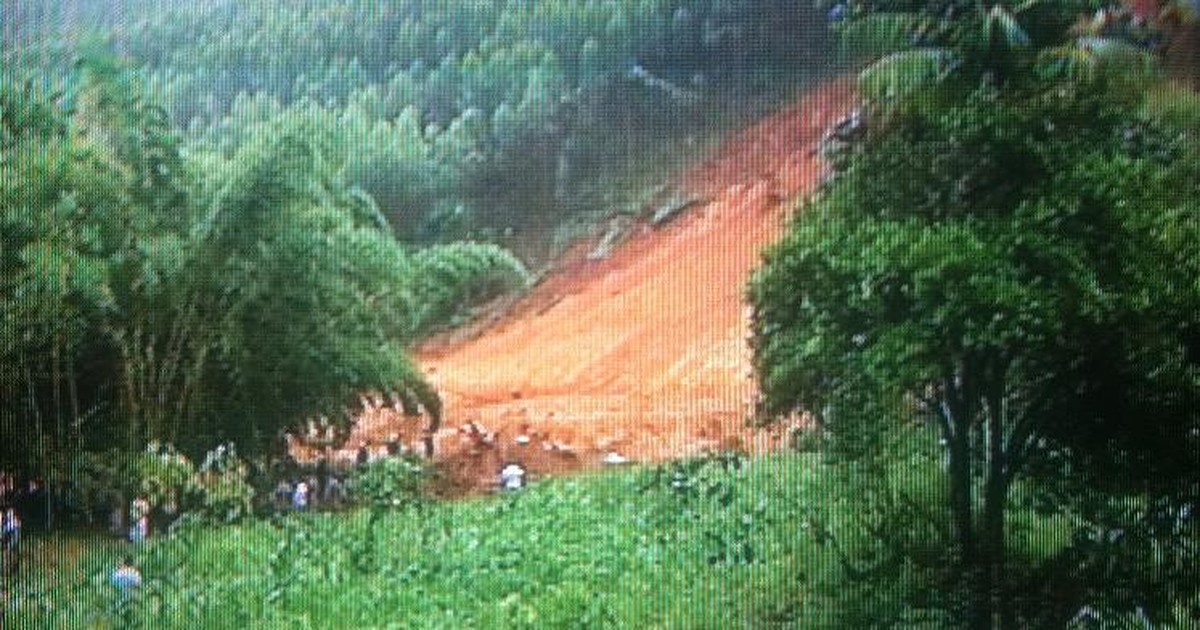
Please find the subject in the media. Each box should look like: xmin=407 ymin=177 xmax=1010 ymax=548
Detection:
xmin=0 ymin=1 xmax=836 ymax=494
xmin=5 ymin=0 xmax=833 ymax=255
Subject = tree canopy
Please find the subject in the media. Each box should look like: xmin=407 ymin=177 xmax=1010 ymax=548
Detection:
xmin=0 ymin=58 xmax=529 ymax=479
xmin=7 ymin=0 xmax=832 ymax=251
xmin=750 ymin=0 xmax=1200 ymax=624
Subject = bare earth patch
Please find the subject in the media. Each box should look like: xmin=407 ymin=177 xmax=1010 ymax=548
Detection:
xmin=350 ymin=80 xmax=855 ymax=495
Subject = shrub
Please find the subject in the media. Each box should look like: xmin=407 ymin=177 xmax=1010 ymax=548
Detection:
xmin=192 ymin=443 xmax=255 ymax=524
xmin=349 ymin=456 xmax=428 ymax=512
xmin=134 ymin=442 xmax=197 ymax=508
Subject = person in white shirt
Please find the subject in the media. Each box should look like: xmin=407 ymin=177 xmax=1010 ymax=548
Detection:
xmin=292 ymin=481 xmax=310 ymax=511
xmin=499 ymin=463 xmax=526 ymax=491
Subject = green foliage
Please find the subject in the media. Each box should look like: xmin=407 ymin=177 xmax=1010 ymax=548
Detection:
xmin=349 ymin=456 xmax=428 ymax=513
xmin=62 ymin=451 xmax=136 ymax=524
xmin=409 ymin=242 xmax=532 ymax=335
xmin=636 ymin=452 xmax=765 ymax=566
xmin=132 ymin=442 xmax=195 ymax=508
xmin=57 ymin=442 xmax=255 ymax=528
xmin=858 ymin=47 xmax=958 ymax=102
xmin=796 ymin=433 xmax=965 ymax=627
xmin=5 ymin=455 xmax=803 ymax=627
xmin=192 ymin=444 xmax=256 ymax=524
xmin=189 ymin=124 xmax=428 ymax=451
xmin=0 ymin=58 xmax=526 ymax=485
xmin=0 ymin=61 xmax=178 ymax=474
xmin=127 ymin=442 xmax=256 ymax=525
xmin=9 ymin=0 xmax=832 ymax=245
xmin=752 ymin=0 xmax=1200 ymax=624
xmin=833 ymin=0 xmax=1162 ymax=115
xmin=14 ymin=454 xmax=1148 ymax=628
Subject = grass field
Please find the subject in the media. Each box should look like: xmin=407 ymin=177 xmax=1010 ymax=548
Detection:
xmin=6 ymin=454 xmax=832 ymax=629
xmin=5 ymin=450 xmax=1081 ymax=629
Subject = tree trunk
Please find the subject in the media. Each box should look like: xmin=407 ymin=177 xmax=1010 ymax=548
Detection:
xmin=943 ymin=369 xmax=987 ymax=629
xmin=948 ymin=428 xmax=987 ymax=629
xmin=51 ymin=335 xmax=64 ymax=461
xmin=23 ymin=358 xmax=53 ymax=529
xmin=983 ymin=380 xmax=1014 ymax=629
xmin=68 ymin=363 xmax=81 ymax=448
xmin=982 ymin=468 xmax=1010 ymax=628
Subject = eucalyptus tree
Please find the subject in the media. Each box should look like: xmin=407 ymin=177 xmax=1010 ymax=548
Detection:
xmin=8 ymin=0 xmax=833 ymax=247
xmin=751 ymin=0 xmax=1199 ymax=625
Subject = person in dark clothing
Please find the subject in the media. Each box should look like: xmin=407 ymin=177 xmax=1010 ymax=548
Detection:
xmin=273 ymin=480 xmax=293 ymax=512
xmin=21 ymin=479 xmax=49 ymax=532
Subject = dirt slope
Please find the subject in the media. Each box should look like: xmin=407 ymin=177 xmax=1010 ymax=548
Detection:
xmin=352 ymin=79 xmax=855 ymax=494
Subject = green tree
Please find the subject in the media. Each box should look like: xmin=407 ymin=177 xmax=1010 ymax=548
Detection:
xmin=178 ymin=125 xmax=438 ymax=455
xmin=750 ymin=1 xmax=1200 ymax=626
xmin=0 ymin=62 xmax=176 ymax=482
xmin=2 ymin=55 xmax=530 ymax=483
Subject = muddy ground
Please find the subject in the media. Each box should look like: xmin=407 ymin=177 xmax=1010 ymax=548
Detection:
xmin=346 ymin=80 xmax=855 ymax=494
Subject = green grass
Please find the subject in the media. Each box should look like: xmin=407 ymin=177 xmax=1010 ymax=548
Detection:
xmin=5 ymin=451 xmax=1088 ymax=629
xmin=8 ymin=454 xmax=835 ymax=629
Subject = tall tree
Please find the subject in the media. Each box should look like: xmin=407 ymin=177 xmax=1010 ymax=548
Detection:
xmin=751 ymin=0 xmax=1200 ymax=626
xmin=2 ymin=56 xmax=529 ymax=481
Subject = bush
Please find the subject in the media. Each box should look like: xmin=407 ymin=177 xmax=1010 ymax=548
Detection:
xmin=62 ymin=450 xmax=134 ymax=525
xmin=192 ymin=443 xmax=255 ymax=524
xmin=349 ymin=456 xmax=428 ymax=512
xmin=134 ymin=442 xmax=197 ymax=508
xmin=409 ymin=241 xmax=532 ymax=335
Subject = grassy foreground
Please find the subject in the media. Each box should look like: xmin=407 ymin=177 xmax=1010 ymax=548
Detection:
xmin=7 ymin=454 xmax=827 ymax=628
xmin=8 ymin=451 xmax=1075 ymax=629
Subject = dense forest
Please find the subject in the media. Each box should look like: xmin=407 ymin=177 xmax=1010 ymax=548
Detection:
xmin=6 ymin=0 xmax=830 ymax=250
xmin=1 ymin=0 xmax=830 ymax=484
xmin=3 ymin=0 xmax=1199 ymax=627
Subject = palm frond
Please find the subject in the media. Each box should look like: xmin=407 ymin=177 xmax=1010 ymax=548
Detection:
xmin=836 ymin=13 xmax=940 ymax=59
xmin=859 ymin=48 xmax=958 ymax=101
xmin=984 ymin=6 xmax=1032 ymax=49
xmin=1011 ymin=0 xmax=1044 ymax=15
xmin=1039 ymin=37 xmax=1159 ymax=84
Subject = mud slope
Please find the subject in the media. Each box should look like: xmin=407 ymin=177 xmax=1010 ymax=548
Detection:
xmin=354 ymin=80 xmax=854 ymax=493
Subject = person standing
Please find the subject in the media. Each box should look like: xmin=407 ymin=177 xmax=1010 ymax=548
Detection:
xmin=292 ymin=480 xmax=310 ymax=511
xmin=273 ymin=479 xmax=293 ymax=512
xmin=323 ymin=475 xmax=345 ymax=508
xmin=0 ymin=472 xmax=12 ymax=505
xmin=1 ymin=507 xmax=19 ymax=551
xmin=129 ymin=496 xmax=150 ymax=543
xmin=307 ymin=476 xmax=321 ymax=509
xmin=24 ymin=478 xmax=49 ymax=531
xmin=499 ymin=462 xmax=527 ymax=491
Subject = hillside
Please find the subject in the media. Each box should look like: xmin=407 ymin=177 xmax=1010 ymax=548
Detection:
xmin=347 ymin=79 xmax=855 ymax=492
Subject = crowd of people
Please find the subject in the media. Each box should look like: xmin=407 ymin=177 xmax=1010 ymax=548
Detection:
xmin=5 ymin=442 xmax=533 ymax=605
xmin=271 ymin=472 xmax=348 ymax=513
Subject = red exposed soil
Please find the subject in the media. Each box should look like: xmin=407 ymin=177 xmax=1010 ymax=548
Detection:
xmin=350 ymin=79 xmax=856 ymax=495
